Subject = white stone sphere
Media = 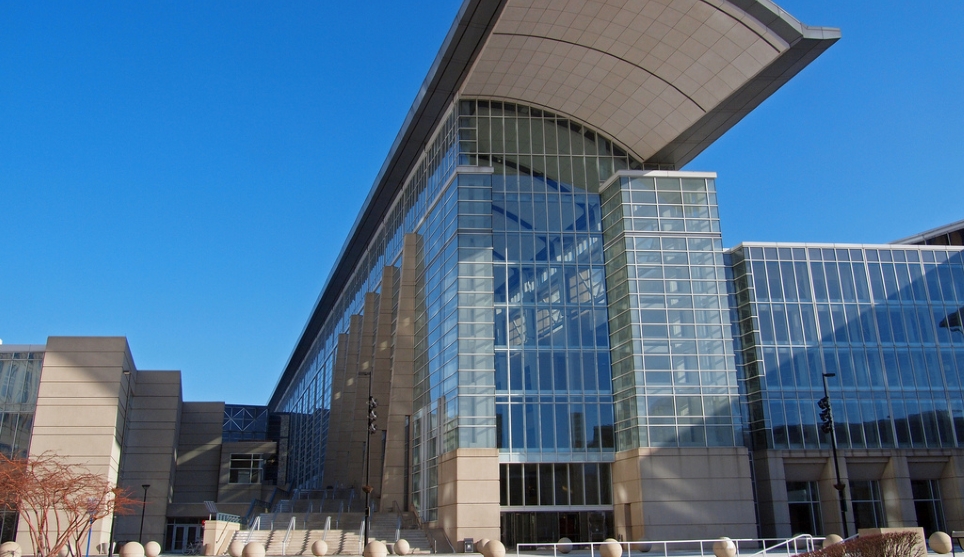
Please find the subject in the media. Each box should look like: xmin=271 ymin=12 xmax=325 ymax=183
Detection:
xmin=144 ymin=541 xmax=161 ymax=557
xmin=312 ymin=540 xmax=329 ymax=556
xmin=120 ymin=542 xmax=145 ymax=557
xmin=822 ymin=534 xmax=843 ymax=549
xmin=634 ymin=541 xmax=652 ymax=553
xmin=229 ymin=540 xmax=245 ymax=557
xmin=394 ymin=539 xmax=410 ymax=555
xmin=476 ymin=538 xmax=490 ymax=554
xmin=930 ymin=531 xmax=953 ymax=554
xmin=712 ymin=537 xmax=736 ymax=557
xmin=0 ymin=542 xmax=21 ymax=557
xmin=600 ymin=539 xmax=622 ymax=557
xmin=364 ymin=540 xmax=388 ymax=557
xmin=242 ymin=542 xmax=265 ymax=557
xmin=484 ymin=540 xmax=505 ymax=557
xmin=557 ymin=537 xmax=572 ymax=554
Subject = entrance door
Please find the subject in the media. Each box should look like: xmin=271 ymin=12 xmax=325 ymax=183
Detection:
xmin=166 ymin=524 xmax=202 ymax=553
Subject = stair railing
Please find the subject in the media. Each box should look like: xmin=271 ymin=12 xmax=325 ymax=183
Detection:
xmin=347 ymin=490 xmax=355 ymax=512
xmin=749 ymin=534 xmax=819 ymax=555
xmin=281 ymin=516 xmax=296 ymax=556
xmin=245 ymin=516 xmax=262 ymax=545
xmin=358 ymin=519 xmax=366 ymax=554
xmin=322 ymin=516 xmax=331 ymax=541
xmin=303 ymin=500 xmax=313 ymax=527
xmin=395 ymin=515 xmax=402 ymax=542
xmin=337 ymin=501 xmax=343 ymax=528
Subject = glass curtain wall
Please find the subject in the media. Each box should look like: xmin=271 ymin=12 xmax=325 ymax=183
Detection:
xmin=275 ymin=105 xmax=460 ymax=489
xmin=600 ymin=174 xmax=741 ymax=450
xmin=729 ymin=244 xmax=964 ymax=451
xmin=275 ymin=97 xmax=643 ymax=525
xmin=411 ymin=99 xmax=635 ymax=524
xmin=0 ymin=350 xmax=44 ymax=542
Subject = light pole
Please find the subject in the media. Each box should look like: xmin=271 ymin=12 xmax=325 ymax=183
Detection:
xmin=138 ymin=484 xmax=150 ymax=544
xmin=364 ymin=394 xmax=377 ymax=547
xmin=818 ymin=373 xmax=849 ymax=538
xmin=85 ymin=498 xmax=98 ymax=557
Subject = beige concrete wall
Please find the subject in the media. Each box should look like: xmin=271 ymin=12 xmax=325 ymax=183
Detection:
xmin=383 ymin=242 xmax=418 ymax=511
xmin=435 ymin=448 xmax=500 ymax=545
xmin=115 ymin=370 xmax=183 ymax=545
xmin=754 ymin=448 xmax=964 ymax=539
xmin=216 ymin=440 xmax=277 ymax=506
xmin=169 ymin=402 xmax=223 ymax=516
xmin=20 ymin=336 xmax=136 ymax=554
xmin=322 ymin=333 xmax=351 ymax=489
xmin=612 ymin=447 xmax=756 ymax=541
xmin=940 ymin=455 xmax=964 ymax=532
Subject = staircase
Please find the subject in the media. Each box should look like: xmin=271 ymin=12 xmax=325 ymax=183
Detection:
xmin=365 ymin=513 xmax=433 ymax=554
xmin=227 ymin=510 xmax=434 ymax=555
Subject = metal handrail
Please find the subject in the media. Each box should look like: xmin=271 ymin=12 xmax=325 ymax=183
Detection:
xmin=281 ymin=517 xmax=296 ymax=556
xmin=515 ymin=536 xmax=824 ymax=557
xmin=439 ymin=530 xmax=455 ymax=553
xmin=322 ymin=516 xmax=331 ymax=541
xmin=244 ymin=516 xmax=261 ymax=545
xmin=395 ymin=515 xmax=402 ymax=542
xmin=750 ymin=534 xmax=820 ymax=556
xmin=409 ymin=504 xmax=422 ymax=530
xmin=348 ymin=490 xmax=355 ymax=512
xmin=358 ymin=519 xmax=366 ymax=554
xmin=303 ymin=500 xmax=313 ymax=526
xmin=337 ymin=501 xmax=344 ymax=528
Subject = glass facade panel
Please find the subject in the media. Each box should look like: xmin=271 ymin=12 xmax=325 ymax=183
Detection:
xmin=601 ymin=174 xmax=740 ymax=450
xmin=0 ymin=351 xmax=43 ymax=458
xmin=730 ymin=244 xmax=964 ymax=451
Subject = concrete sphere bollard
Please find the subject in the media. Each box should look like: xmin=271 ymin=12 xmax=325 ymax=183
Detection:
xmin=822 ymin=534 xmax=843 ymax=549
xmin=0 ymin=542 xmax=22 ymax=557
xmin=484 ymin=540 xmax=505 ymax=557
xmin=394 ymin=539 xmax=410 ymax=556
xmin=229 ymin=540 xmax=245 ymax=557
xmin=120 ymin=542 xmax=146 ymax=557
xmin=930 ymin=531 xmax=953 ymax=554
xmin=634 ymin=541 xmax=652 ymax=553
xmin=364 ymin=541 xmax=389 ymax=557
xmin=600 ymin=539 xmax=622 ymax=557
xmin=476 ymin=538 xmax=490 ymax=554
xmin=144 ymin=541 xmax=161 ymax=557
xmin=311 ymin=540 xmax=329 ymax=556
xmin=712 ymin=538 xmax=736 ymax=557
xmin=557 ymin=537 xmax=572 ymax=554
xmin=242 ymin=542 xmax=265 ymax=557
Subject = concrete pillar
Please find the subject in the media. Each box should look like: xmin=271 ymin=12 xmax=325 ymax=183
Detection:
xmin=753 ymin=453 xmax=790 ymax=538
xmin=436 ymin=448 xmax=500 ymax=545
xmin=613 ymin=447 xmax=756 ymax=541
xmin=880 ymin=455 xmax=915 ymax=527
xmin=382 ymin=247 xmax=416 ymax=510
xmin=940 ymin=455 xmax=964 ymax=532
xmin=322 ymin=333 xmax=351 ymax=488
xmin=819 ymin=454 xmax=851 ymax=536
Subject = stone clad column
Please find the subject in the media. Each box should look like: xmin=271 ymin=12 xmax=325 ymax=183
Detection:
xmin=382 ymin=245 xmax=416 ymax=509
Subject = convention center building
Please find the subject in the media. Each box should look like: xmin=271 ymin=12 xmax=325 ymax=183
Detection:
xmin=5 ymin=0 xmax=964 ymax=552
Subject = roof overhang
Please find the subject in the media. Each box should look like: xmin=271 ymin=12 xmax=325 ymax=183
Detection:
xmin=269 ymin=0 xmax=839 ymax=409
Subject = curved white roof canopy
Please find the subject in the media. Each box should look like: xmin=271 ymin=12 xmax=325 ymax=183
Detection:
xmin=461 ymin=0 xmax=839 ymax=165
xmin=270 ymin=0 xmax=839 ymax=408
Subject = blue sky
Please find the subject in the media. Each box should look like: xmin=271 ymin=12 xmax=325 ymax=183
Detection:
xmin=1 ymin=1 xmax=961 ymax=404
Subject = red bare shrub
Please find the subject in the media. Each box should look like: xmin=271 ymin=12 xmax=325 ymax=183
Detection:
xmin=0 ymin=453 xmax=139 ymax=557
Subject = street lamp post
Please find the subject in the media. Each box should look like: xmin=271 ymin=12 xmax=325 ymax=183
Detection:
xmin=85 ymin=498 xmax=98 ymax=557
xmin=139 ymin=484 xmax=150 ymax=544
xmin=364 ymin=394 xmax=377 ymax=548
xmin=818 ymin=373 xmax=849 ymax=538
